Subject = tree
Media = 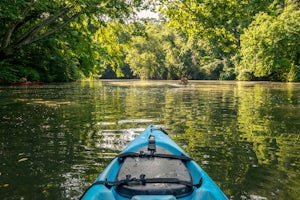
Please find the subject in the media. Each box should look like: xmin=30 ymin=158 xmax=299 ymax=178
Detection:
xmin=0 ymin=0 xmax=142 ymax=59
xmin=125 ymin=22 xmax=204 ymax=80
xmin=0 ymin=0 xmax=143 ymax=82
xmin=237 ymin=3 xmax=300 ymax=81
xmin=159 ymin=0 xmax=275 ymax=80
xmin=125 ymin=23 xmax=165 ymax=79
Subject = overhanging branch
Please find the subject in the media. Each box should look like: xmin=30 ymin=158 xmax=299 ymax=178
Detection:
xmin=0 ymin=5 xmax=82 ymax=58
xmin=13 ymin=6 xmax=71 ymax=46
xmin=29 ymin=12 xmax=82 ymax=45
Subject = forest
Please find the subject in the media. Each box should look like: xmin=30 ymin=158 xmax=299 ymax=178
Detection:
xmin=0 ymin=0 xmax=299 ymax=83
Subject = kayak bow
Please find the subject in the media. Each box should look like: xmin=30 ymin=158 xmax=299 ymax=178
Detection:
xmin=81 ymin=125 xmax=228 ymax=200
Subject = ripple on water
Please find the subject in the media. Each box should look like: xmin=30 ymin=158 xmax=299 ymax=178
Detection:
xmin=94 ymin=128 xmax=144 ymax=151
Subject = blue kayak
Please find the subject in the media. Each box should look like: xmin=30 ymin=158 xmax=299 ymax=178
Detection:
xmin=80 ymin=125 xmax=228 ymax=200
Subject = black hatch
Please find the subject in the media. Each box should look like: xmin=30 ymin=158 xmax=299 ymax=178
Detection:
xmin=115 ymin=137 xmax=193 ymax=198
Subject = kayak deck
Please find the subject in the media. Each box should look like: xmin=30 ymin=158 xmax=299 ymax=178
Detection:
xmin=80 ymin=125 xmax=228 ymax=200
xmin=115 ymin=146 xmax=194 ymax=198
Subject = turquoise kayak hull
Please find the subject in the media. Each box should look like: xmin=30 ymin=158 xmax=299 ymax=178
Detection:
xmin=81 ymin=125 xmax=228 ymax=200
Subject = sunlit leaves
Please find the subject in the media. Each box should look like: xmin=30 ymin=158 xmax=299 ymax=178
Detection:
xmin=160 ymin=0 xmax=272 ymax=53
xmin=125 ymin=23 xmax=201 ymax=79
xmin=238 ymin=3 xmax=300 ymax=81
xmin=0 ymin=0 xmax=144 ymax=82
xmin=159 ymin=0 xmax=277 ymax=80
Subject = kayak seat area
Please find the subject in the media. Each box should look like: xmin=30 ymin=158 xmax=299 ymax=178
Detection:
xmin=115 ymin=146 xmax=193 ymax=198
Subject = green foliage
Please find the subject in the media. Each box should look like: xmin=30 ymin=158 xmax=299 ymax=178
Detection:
xmin=0 ymin=0 xmax=144 ymax=83
xmin=18 ymin=67 xmax=40 ymax=81
xmin=238 ymin=3 xmax=300 ymax=81
xmin=1 ymin=0 xmax=299 ymax=82
xmin=158 ymin=0 xmax=298 ymax=81
xmin=125 ymin=23 xmax=164 ymax=79
xmin=95 ymin=22 xmax=131 ymax=78
xmin=125 ymin=23 xmax=204 ymax=80
xmin=0 ymin=60 xmax=19 ymax=83
xmin=161 ymin=0 xmax=273 ymax=57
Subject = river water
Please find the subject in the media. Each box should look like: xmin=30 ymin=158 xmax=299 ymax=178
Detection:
xmin=0 ymin=80 xmax=299 ymax=200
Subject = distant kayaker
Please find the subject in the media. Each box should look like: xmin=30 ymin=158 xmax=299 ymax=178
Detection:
xmin=20 ymin=77 xmax=27 ymax=83
xmin=179 ymin=76 xmax=188 ymax=85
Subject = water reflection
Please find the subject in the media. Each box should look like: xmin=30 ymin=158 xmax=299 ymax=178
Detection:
xmin=94 ymin=128 xmax=143 ymax=151
xmin=0 ymin=81 xmax=299 ymax=199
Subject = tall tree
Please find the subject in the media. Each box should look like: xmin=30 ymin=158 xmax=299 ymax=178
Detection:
xmin=237 ymin=2 xmax=300 ymax=81
xmin=125 ymin=23 xmax=165 ymax=79
xmin=159 ymin=0 xmax=275 ymax=79
xmin=0 ymin=0 xmax=144 ymax=82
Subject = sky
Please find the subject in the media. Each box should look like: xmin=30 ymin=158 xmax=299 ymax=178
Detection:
xmin=137 ymin=10 xmax=159 ymax=19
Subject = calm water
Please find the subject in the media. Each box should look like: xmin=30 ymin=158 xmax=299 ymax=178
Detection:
xmin=0 ymin=80 xmax=299 ymax=200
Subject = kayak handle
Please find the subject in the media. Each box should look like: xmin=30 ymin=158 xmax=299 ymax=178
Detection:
xmin=117 ymin=151 xmax=192 ymax=162
xmin=84 ymin=176 xmax=198 ymax=188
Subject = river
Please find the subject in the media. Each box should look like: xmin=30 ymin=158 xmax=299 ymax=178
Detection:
xmin=0 ymin=80 xmax=299 ymax=199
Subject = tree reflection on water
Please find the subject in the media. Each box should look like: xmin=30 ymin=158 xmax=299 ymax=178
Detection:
xmin=0 ymin=80 xmax=299 ymax=199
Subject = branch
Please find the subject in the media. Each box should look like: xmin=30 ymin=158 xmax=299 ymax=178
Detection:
xmin=1 ymin=5 xmax=32 ymax=48
xmin=13 ymin=6 xmax=71 ymax=46
xmin=28 ymin=12 xmax=82 ymax=45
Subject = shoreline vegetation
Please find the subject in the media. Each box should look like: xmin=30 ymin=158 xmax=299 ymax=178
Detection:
xmin=0 ymin=1 xmax=299 ymax=84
